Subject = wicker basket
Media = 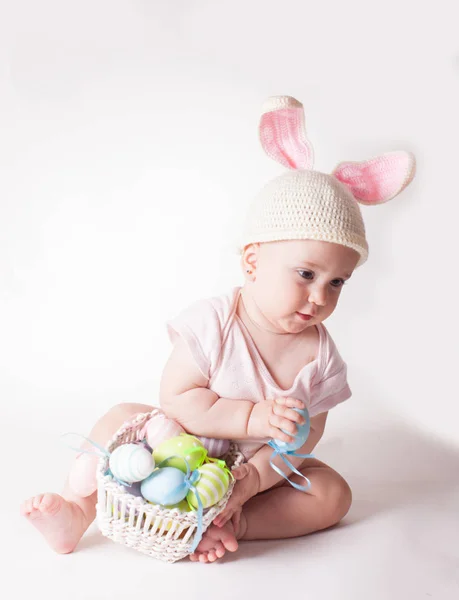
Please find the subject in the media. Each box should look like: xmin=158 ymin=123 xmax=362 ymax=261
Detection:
xmin=96 ymin=410 xmax=245 ymax=563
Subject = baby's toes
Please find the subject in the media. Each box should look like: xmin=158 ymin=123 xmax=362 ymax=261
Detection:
xmin=214 ymin=541 xmax=226 ymax=558
xmin=190 ymin=550 xmax=211 ymax=563
xmin=20 ymin=498 xmax=34 ymax=516
xmin=207 ymin=542 xmax=226 ymax=562
xmin=40 ymin=493 xmax=60 ymax=515
xmin=32 ymin=494 xmax=45 ymax=510
xmin=219 ymin=527 xmax=238 ymax=553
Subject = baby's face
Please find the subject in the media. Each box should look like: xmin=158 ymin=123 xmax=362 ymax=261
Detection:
xmin=244 ymin=239 xmax=359 ymax=333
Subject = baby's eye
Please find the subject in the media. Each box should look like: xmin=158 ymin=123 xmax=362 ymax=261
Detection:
xmin=330 ymin=279 xmax=346 ymax=288
xmin=298 ymin=270 xmax=314 ymax=280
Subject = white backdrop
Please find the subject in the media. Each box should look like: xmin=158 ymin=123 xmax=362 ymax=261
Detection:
xmin=2 ymin=2 xmax=458 ymax=599
xmin=1 ymin=0 xmax=457 ymax=443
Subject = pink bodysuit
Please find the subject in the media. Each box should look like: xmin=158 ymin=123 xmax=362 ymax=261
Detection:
xmin=167 ymin=287 xmax=351 ymax=459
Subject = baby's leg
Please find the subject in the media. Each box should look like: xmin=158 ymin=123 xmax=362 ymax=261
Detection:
xmin=237 ymin=457 xmax=352 ymax=541
xmin=191 ymin=458 xmax=351 ymax=562
xmin=21 ymin=402 xmax=153 ymax=554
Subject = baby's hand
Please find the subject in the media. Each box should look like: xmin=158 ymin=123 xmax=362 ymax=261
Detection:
xmin=247 ymin=397 xmax=305 ymax=443
xmin=213 ymin=463 xmax=260 ymax=530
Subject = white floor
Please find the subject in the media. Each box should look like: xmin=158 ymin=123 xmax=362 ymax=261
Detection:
xmin=7 ymin=408 xmax=459 ymax=600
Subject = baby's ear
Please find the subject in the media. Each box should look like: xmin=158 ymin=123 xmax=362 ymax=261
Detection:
xmin=259 ymin=96 xmax=314 ymax=170
xmin=332 ymin=151 xmax=416 ymax=205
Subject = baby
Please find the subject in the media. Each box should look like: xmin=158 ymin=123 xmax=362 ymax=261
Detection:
xmin=21 ymin=95 xmax=416 ymax=563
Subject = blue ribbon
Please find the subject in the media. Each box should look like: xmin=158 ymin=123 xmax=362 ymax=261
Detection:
xmin=267 ymin=440 xmax=315 ymax=492
xmin=61 ymin=432 xmax=110 ymax=457
xmin=60 ymin=432 xmax=133 ymax=488
xmin=158 ymin=456 xmax=204 ymax=553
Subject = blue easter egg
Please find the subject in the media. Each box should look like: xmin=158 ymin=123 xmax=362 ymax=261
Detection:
xmin=140 ymin=467 xmax=188 ymax=505
xmin=273 ymin=407 xmax=310 ymax=452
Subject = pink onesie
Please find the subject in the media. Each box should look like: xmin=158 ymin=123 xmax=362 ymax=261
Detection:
xmin=167 ymin=287 xmax=351 ymax=459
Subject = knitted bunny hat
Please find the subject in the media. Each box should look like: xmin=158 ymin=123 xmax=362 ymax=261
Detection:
xmin=240 ymin=96 xmax=416 ymax=267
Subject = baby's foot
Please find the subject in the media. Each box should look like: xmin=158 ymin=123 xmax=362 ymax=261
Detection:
xmin=189 ymin=523 xmax=238 ymax=563
xmin=20 ymin=493 xmax=88 ymax=554
xmin=213 ymin=463 xmax=260 ymax=529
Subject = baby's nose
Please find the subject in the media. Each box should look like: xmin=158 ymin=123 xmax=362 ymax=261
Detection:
xmin=308 ymin=287 xmax=327 ymax=306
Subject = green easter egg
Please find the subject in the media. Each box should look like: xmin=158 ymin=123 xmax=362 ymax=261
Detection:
xmin=153 ymin=434 xmax=207 ymax=473
xmin=187 ymin=463 xmax=230 ymax=509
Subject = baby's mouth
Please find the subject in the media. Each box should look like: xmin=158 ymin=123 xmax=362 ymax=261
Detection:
xmin=296 ymin=312 xmax=312 ymax=321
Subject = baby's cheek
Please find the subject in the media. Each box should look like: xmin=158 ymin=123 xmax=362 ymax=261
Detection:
xmin=286 ymin=284 xmax=307 ymax=308
xmin=329 ymin=291 xmax=342 ymax=308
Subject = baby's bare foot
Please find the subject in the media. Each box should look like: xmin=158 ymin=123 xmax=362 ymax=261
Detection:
xmin=189 ymin=523 xmax=238 ymax=563
xmin=21 ymin=493 xmax=88 ymax=554
xmin=213 ymin=463 xmax=260 ymax=529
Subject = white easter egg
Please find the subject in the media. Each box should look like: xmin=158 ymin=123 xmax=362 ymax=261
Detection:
xmin=145 ymin=414 xmax=185 ymax=449
xmin=109 ymin=443 xmax=155 ymax=483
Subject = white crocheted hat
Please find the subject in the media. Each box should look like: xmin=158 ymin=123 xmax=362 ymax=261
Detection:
xmin=240 ymin=96 xmax=416 ymax=267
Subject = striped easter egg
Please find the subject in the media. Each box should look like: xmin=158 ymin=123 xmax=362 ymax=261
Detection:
xmin=197 ymin=436 xmax=230 ymax=458
xmin=109 ymin=443 xmax=155 ymax=484
xmin=187 ymin=463 xmax=230 ymax=509
xmin=145 ymin=413 xmax=185 ymax=449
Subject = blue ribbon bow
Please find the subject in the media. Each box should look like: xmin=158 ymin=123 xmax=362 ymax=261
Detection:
xmin=267 ymin=440 xmax=314 ymax=492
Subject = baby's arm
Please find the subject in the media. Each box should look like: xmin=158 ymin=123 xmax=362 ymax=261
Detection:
xmin=213 ymin=412 xmax=328 ymax=528
xmin=159 ymin=337 xmax=303 ymax=442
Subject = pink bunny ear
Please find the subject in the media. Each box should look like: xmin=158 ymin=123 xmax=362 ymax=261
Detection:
xmin=259 ymin=96 xmax=314 ymax=170
xmin=332 ymin=151 xmax=416 ymax=205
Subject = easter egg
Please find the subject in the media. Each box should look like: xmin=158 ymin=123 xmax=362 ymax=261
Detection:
xmin=140 ymin=467 xmax=188 ymax=505
xmin=145 ymin=413 xmax=185 ymax=448
xmin=187 ymin=463 xmax=230 ymax=509
xmin=197 ymin=437 xmax=230 ymax=458
xmin=273 ymin=407 xmax=310 ymax=452
xmin=153 ymin=434 xmax=207 ymax=473
xmin=124 ymin=481 xmax=143 ymax=497
xmin=109 ymin=443 xmax=155 ymax=484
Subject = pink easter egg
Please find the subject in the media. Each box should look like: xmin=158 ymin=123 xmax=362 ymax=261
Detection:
xmin=145 ymin=413 xmax=185 ymax=449
xmin=197 ymin=437 xmax=230 ymax=458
